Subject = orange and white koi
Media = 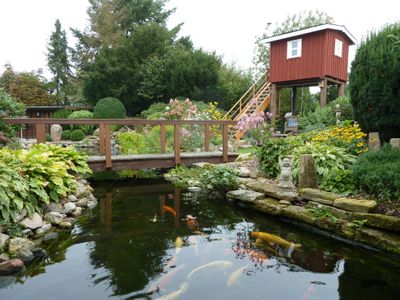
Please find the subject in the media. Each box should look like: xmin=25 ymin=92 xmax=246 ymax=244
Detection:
xmin=163 ymin=205 xmax=177 ymax=217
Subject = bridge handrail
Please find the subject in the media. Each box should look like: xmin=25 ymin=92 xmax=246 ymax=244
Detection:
xmin=3 ymin=118 xmax=237 ymax=170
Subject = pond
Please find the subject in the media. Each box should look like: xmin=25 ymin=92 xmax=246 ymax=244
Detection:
xmin=1 ymin=179 xmax=400 ymax=299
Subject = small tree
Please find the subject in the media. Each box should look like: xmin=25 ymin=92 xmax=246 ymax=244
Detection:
xmin=47 ymin=19 xmax=72 ymax=104
xmin=350 ymin=23 xmax=400 ymax=142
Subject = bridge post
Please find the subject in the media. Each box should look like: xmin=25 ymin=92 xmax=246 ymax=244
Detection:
xmin=174 ymin=124 xmax=181 ymax=164
xmin=160 ymin=124 xmax=166 ymax=154
xmin=222 ymin=124 xmax=229 ymax=162
xmin=99 ymin=123 xmax=105 ymax=155
xmin=204 ymin=124 xmax=210 ymax=152
xmin=35 ymin=123 xmax=46 ymax=144
xmin=105 ymin=124 xmax=112 ymax=169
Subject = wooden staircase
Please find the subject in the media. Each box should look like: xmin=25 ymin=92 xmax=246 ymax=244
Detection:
xmin=224 ymin=70 xmax=271 ymax=140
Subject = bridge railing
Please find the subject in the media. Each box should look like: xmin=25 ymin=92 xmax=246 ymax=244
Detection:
xmin=3 ymin=118 xmax=237 ymax=169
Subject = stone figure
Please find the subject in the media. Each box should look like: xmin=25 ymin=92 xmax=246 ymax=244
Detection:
xmin=50 ymin=124 xmax=63 ymax=142
xmin=278 ymin=157 xmax=295 ymax=188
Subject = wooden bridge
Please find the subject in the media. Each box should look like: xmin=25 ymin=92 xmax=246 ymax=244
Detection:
xmin=4 ymin=118 xmax=238 ymax=171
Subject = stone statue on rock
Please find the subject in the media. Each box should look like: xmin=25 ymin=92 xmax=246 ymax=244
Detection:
xmin=50 ymin=124 xmax=63 ymax=142
xmin=278 ymin=157 xmax=295 ymax=189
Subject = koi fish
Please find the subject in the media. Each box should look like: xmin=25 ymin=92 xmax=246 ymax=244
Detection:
xmin=163 ymin=205 xmax=177 ymax=217
xmin=175 ymin=236 xmax=183 ymax=254
xmin=156 ymin=281 xmax=189 ymax=300
xmin=226 ymin=265 xmax=247 ymax=287
xmin=187 ymin=260 xmax=233 ymax=279
xmin=186 ymin=215 xmax=199 ymax=231
xmin=250 ymin=231 xmax=302 ymax=248
xmin=148 ymin=264 xmax=186 ymax=294
xmin=150 ymin=213 xmax=157 ymax=222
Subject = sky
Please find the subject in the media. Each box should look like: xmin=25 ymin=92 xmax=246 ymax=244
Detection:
xmin=0 ymin=0 xmax=399 ymax=79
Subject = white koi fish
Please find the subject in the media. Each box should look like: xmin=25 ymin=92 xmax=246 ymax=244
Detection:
xmin=175 ymin=236 xmax=183 ymax=254
xmin=226 ymin=265 xmax=247 ymax=287
xmin=156 ymin=282 xmax=189 ymax=300
xmin=147 ymin=264 xmax=186 ymax=294
xmin=187 ymin=260 xmax=233 ymax=279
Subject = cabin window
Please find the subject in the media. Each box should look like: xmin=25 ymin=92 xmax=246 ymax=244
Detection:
xmin=334 ymin=39 xmax=343 ymax=57
xmin=287 ymin=39 xmax=302 ymax=59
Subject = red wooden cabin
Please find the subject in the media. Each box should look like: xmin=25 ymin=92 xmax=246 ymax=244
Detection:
xmin=264 ymin=24 xmax=356 ymax=117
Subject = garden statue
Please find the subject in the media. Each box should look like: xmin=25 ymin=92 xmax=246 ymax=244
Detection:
xmin=278 ymin=157 xmax=295 ymax=189
xmin=335 ymin=104 xmax=341 ymax=125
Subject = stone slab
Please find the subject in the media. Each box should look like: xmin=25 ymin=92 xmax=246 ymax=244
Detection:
xmin=355 ymin=227 xmax=400 ymax=255
xmin=353 ymin=213 xmax=400 ymax=232
xmin=299 ymin=188 xmax=340 ymax=205
xmin=333 ymin=198 xmax=377 ymax=213
xmin=281 ymin=206 xmax=317 ymax=225
xmin=254 ymin=198 xmax=285 ymax=216
xmin=226 ymin=190 xmax=265 ymax=203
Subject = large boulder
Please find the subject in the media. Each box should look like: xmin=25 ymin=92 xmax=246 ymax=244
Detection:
xmin=246 ymin=178 xmax=279 ymax=198
xmin=20 ymin=212 xmax=43 ymax=230
xmin=333 ymin=198 xmax=377 ymax=213
xmin=44 ymin=212 xmax=64 ymax=225
xmin=50 ymin=124 xmax=63 ymax=142
xmin=0 ymin=258 xmax=24 ymax=275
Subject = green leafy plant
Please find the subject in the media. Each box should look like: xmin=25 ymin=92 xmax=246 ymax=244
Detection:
xmin=61 ymin=129 xmax=72 ymax=140
xmin=352 ymin=144 xmax=400 ymax=201
xmin=320 ymin=168 xmax=357 ymax=196
xmin=93 ymin=97 xmax=126 ymax=119
xmin=70 ymin=129 xmax=85 ymax=141
xmin=52 ymin=109 xmax=71 ymax=119
xmin=307 ymin=207 xmax=338 ymax=223
xmin=68 ymin=110 xmax=95 ymax=134
xmin=45 ymin=133 xmax=52 ymax=142
xmin=117 ymin=131 xmax=147 ymax=154
xmin=200 ymin=165 xmax=239 ymax=192
xmin=0 ymin=91 xmax=25 ymax=138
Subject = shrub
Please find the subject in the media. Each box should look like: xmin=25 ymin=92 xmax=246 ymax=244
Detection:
xmin=93 ymin=97 xmax=126 ymax=119
xmin=70 ymin=129 xmax=85 ymax=141
xmin=117 ymin=131 xmax=147 ymax=154
xmin=53 ymin=109 xmax=71 ymax=119
xmin=200 ymin=165 xmax=239 ymax=192
xmin=350 ymin=23 xmax=400 ymax=142
xmin=140 ymin=102 xmax=168 ymax=119
xmin=45 ymin=133 xmax=52 ymax=142
xmin=68 ymin=110 xmax=95 ymax=134
xmin=0 ymin=144 xmax=91 ymax=221
xmin=299 ymin=96 xmax=354 ymax=132
xmin=352 ymin=144 xmax=400 ymax=201
xmin=320 ymin=168 xmax=357 ymax=196
xmin=0 ymin=91 xmax=25 ymax=138
xmin=61 ymin=129 xmax=71 ymax=140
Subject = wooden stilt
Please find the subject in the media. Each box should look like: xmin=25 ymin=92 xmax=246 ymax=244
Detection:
xmin=319 ymin=78 xmax=328 ymax=107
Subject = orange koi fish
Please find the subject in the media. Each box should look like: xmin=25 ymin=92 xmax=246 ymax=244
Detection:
xmin=163 ymin=205 xmax=177 ymax=217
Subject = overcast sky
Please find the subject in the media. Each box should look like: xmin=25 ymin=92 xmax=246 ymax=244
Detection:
xmin=0 ymin=0 xmax=399 ymax=78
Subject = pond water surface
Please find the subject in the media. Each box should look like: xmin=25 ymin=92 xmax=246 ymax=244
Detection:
xmin=1 ymin=180 xmax=400 ymax=300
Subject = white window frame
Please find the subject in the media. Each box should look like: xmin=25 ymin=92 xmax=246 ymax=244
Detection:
xmin=334 ymin=39 xmax=343 ymax=57
xmin=287 ymin=38 xmax=302 ymax=59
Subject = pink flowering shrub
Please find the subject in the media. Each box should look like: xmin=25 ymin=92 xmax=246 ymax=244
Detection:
xmin=164 ymin=98 xmax=198 ymax=120
xmin=235 ymin=110 xmax=273 ymax=146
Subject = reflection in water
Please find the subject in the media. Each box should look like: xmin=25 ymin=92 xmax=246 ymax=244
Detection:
xmin=2 ymin=182 xmax=400 ymax=300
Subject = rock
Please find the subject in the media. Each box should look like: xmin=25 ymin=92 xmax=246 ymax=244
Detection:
xmin=306 ymin=202 xmax=352 ymax=221
xmin=333 ymin=198 xmax=377 ymax=213
xmin=32 ymin=248 xmax=47 ymax=260
xmin=22 ymin=229 xmax=33 ymax=237
xmin=50 ymin=124 xmax=63 ymax=142
xmin=299 ymin=188 xmax=339 ymax=205
xmin=238 ymin=177 xmax=256 ymax=185
xmin=88 ymin=194 xmax=97 ymax=202
xmin=85 ymin=185 xmax=94 ymax=193
xmin=246 ymin=179 xmax=279 ymax=198
xmin=0 ymin=258 xmax=24 ymax=275
xmin=368 ymin=132 xmax=380 ymax=150
xmin=249 ymin=169 xmax=266 ymax=179
xmin=44 ymin=212 xmax=64 ymax=225
xmin=47 ymin=203 xmax=64 ymax=213
xmin=93 ymin=128 xmax=100 ymax=137
xmin=35 ymin=222 xmax=52 ymax=237
xmin=226 ymin=190 xmax=265 ymax=203
xmin=279 ymin=200 xmax=291 ymax=205
xmin=75 ymin=198 xmax=88 ymax=208
xmin=355 ymin=227 xmax=400 ymax=255
xmin=298 ymin=155 xmax=318 ymax=189
xmin=63 ymin=202 xmax=77 ymax=214
xmin=17 ymin=248 xmax=35 ymax=263
xmin=43 ymin=232 xmax=59 ymax=241
xmin=87 ymin=199 xmax=98 ymax=209
xmin=275 ymin=186 xmax=299 ymax=202
xmin=59 ymin=221 xmax=73 ymax=229
xmin=8 ymin=237 xmax=34 ymax=255
xmin=21 ymin=212 xmax=43 ymax=230
xmin=71 ymin=207 xmax=83 ymax=218
xmin=254 ymin=198 xmax=285 ymax=216
xmin=390 ymin=138 xmax=400 ymax=149
xmin=238 ymin=167 xmax=251 ymax=177
xmin=353 ymin=213 xmax=400 ymax=231
xmin=68 ymin=194 xmax=78 ymax=202
xmin=235 ymin=152 xmax=254 ymax=162
xmin=14 ymin=209 xmax=27 ymax=222
xmin=281 ymin=206 xmax=317 ymax=225
xmin=0 ymin=253 xmax=9 ymax=262
xmin=0 ymin=233 xmax=10 ymax=251
xmin=192 ymin=162 xmax=214 ymax=168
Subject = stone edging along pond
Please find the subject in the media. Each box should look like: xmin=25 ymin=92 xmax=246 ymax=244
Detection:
xmin=0 ymin=178 xmax=97 ymax=276
xmin=226 ymin=177 xmax=400 ymax=256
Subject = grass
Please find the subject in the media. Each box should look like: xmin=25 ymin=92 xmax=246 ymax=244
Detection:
xmin=238 ymin=146 xmax=256 ymax=154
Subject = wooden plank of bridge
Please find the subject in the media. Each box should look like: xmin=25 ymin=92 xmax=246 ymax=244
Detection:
xmin=35 ymin=123 xmax=46 ymax=144
xmin=204 ymin=124 xmax=210 ymax=152
xmin=174 ymin=124 xmax=180 ymax=164
xmin=160 ymin=124 xmax=166 ymax=154
xmin=222 ymin=124 xmax=229 ymax=162
xmin=99 ymin=123 xmax=105 ymax=155
xmin=105 ymin=124 xmax=112 ymax=169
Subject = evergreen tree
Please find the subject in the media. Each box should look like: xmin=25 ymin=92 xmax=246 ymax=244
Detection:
xmin=47 ymin=19 xmax=71 ymax=104
xmin=350 ymin=23 xmax=400 ymax=142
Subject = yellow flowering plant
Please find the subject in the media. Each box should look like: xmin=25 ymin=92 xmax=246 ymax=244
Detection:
xmin=310 ymin=122 xmax=367 ymax=155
